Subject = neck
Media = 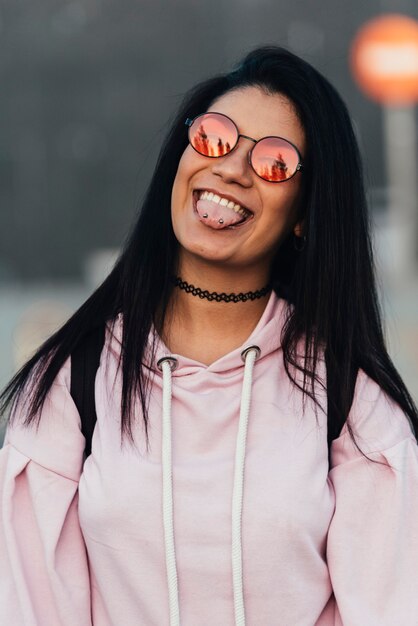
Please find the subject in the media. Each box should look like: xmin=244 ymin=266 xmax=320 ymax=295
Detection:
xmin=160 ymin=262 xmax=272 ymax=347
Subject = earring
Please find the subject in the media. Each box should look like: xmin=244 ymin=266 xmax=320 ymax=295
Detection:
xmin=293 ymin=233 xmax=306 ymax=251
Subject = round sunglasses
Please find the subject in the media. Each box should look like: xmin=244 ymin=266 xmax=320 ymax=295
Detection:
xmin=185 ymin=111 xmax=304 ymax=183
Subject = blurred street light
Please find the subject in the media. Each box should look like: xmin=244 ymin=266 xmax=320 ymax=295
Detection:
xmin=350 ymin=14 xmax=418 ymax=283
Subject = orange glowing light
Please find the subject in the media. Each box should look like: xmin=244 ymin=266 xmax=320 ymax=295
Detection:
xmin=350 ymin=14 xmax=418 ymax=105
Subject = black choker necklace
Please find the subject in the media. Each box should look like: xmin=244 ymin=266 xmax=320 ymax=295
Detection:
xmin=173 ymin=276 xmax=271 ymax=303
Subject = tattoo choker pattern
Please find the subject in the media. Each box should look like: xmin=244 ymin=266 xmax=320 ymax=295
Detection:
xmin=173 ymin=276 xmax=271 ymax=302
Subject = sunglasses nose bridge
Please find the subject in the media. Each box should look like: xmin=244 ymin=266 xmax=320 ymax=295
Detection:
xmin=237 ymin=132 xmax=257 ymax=144
xmin=233 ymin=133 xmax=257 ymax=163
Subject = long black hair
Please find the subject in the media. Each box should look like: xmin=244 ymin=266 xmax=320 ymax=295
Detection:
xmin=1 ymin=45 xmax=417 ymax=466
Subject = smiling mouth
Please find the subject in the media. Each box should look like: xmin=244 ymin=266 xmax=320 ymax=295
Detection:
xmin=192 ymin=190 xmax=254 ymax=230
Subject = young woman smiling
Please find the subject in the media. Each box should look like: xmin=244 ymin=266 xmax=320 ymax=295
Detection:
xmin=1 ymin=45 xmax=418 ymax=626
xmin=166 ymin=86 xmax=305 ymax=365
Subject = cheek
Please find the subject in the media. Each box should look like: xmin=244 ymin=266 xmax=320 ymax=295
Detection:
xmin=264 ymin=186 xmax=301 ymax=227
xmin=175 ymin=146 xmax=199 ymax=181
xmin=252 ymin=187 xmax=302 ymax=253
xmin=171 ymin=149 xmax=199 ymax=207
xmin=171 ymin=154 xmax=186 ymax=193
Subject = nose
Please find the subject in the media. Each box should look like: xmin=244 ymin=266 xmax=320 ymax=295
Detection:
xmin=210 ymin=135 xmax=254 ymax=186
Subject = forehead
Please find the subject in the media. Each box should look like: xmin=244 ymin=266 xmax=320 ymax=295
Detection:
xmin=207 ymin=86 xmax=305 ymax=152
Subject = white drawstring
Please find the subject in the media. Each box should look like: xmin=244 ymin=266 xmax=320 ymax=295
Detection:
xmin=159 ymin=356 xmax=181 ymax=626
xmin=232 ymin=345 xmax=260 ymax=626
xmin=157 ymin=346 xmax=260 ymax=626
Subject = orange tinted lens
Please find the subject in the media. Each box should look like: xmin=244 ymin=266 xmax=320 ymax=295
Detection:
xmin=251 ymin=137 xmax=299 ymax=181
xmin=189 ymin=113 xmax=237 ymax=157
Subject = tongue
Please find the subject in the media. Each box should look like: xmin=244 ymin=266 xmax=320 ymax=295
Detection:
xmin=196 ymin=198 xmax=245 ymax=229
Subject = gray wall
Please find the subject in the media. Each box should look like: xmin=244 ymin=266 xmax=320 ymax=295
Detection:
xmin=1 ymin=0 xmax=417 ymax=283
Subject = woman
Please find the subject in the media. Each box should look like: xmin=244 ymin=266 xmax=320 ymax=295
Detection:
xmin=1 ymin=45 xmax=418 ymax=626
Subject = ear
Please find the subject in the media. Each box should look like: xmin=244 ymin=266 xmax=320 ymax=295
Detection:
xmin=293 ymin=219 xmax=305 ymax=237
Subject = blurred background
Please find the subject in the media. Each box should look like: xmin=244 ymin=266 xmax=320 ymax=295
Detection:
xmin=1 ymin=0 xmax=418 ymax=444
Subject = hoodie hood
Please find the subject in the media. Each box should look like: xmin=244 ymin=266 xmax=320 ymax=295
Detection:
xmin=107 ymin=289 xmax=290 ymax=377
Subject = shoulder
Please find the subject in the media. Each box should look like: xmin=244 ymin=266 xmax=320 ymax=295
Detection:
xmin=4 ymin=356 xmax=85 ymax=481
xmin=333 ymin=369 xmax=416 ymax=461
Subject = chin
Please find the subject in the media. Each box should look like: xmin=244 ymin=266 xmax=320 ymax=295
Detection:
xmin=177 ymin=238 xmax=236 ymax=265
xmin=188 ymin=246 xmax=235 ymax=264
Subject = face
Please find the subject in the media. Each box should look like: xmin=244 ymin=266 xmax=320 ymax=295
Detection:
xmin=171 ymin=85 xmax=306 ymax=275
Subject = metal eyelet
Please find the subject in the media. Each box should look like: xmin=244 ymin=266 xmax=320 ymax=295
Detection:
xmin=156 ymin=356 xmax=179 ymax=372
xmin=240 ymin=345 xmax=261 ymax=362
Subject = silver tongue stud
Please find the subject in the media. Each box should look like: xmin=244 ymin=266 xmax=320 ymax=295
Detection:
xmin=218 ymin=218 xmax=224 ymax=224
xmin=202 ymin=213 xmax=208 ymax=218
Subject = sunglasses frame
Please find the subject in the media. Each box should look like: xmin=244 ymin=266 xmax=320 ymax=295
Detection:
xmin=185 ymin=111 xmax=304 ymax=183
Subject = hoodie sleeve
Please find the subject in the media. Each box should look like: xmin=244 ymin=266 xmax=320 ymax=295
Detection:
xmin=0 ymin=356 xmax=92 ymax=626
xmin=327 ymin=369 xmax=418 ymax=626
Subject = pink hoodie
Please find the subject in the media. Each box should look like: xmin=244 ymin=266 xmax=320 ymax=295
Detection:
xmin=1 ymin=290 xmax=418 ymax=626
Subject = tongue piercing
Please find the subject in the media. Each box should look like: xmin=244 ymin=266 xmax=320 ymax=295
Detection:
xmin=218 ymin=218 xmax=224 ymax=224
xmin=203 ymin=213 xmax=208 ymax=218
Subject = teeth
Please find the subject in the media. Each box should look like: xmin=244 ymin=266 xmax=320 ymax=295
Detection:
xmin=198 ymin=189 xmax=251 ymax=216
